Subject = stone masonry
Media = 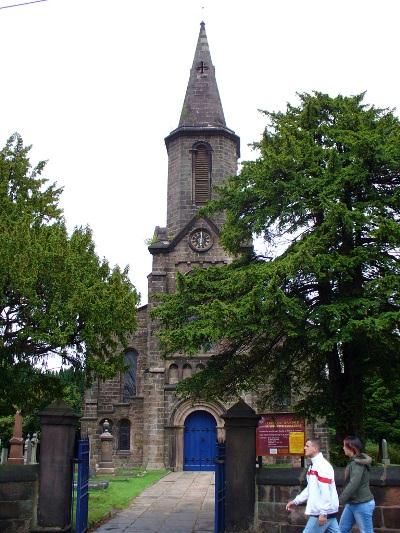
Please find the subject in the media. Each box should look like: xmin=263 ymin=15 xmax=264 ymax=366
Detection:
xmin=81 ymin=21 xmax=329 ymax=472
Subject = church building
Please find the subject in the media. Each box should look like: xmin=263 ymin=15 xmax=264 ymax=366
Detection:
xmin=81 ymin=22 xmax=330 ymax=471
xmin=81 ymin=22 xmax=243 ymax=471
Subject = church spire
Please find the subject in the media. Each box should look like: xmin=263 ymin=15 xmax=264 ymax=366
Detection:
xmin=178 ymin=21 xmax=226 ymax=128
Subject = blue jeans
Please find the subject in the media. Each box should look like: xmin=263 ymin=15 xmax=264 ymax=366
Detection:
xmin=304 ymin=515 xmax=341 ymax=533
xmin=339 ymin=500 xmax=375 ymax=533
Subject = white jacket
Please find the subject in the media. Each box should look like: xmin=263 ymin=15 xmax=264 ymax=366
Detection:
xmin=293 ymin=452 xmax=339 ymax=516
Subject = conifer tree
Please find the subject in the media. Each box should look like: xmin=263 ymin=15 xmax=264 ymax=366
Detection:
xmin=155 ymin=93 xmax=400 ymax=439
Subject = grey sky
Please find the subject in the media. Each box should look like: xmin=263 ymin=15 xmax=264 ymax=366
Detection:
xmin=1 ymin=0 xmax=399 ymax=304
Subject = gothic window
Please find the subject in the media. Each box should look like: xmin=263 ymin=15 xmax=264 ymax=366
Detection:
xmin=168 ymin=364 xmax=179 ymax=384
xmin=182 ymin=364 xmax=192 ymax=379
xmin=192 ymin=142 xmax=212 ymax=205
xmin=122 ymin=349 xmax=137 ymax=402
xmin=118 ymin=419 xmax=131 ymax=451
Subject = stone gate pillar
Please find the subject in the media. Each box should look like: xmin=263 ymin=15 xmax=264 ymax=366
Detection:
xmin=222 ymin=399 xmax=260 ymax=532
xmin=35 ymin=401 xmax=79 ymax=532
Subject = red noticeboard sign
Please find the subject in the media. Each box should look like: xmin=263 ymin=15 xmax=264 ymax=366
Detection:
xmin=256 ymin=413 xmax=305 ymax=456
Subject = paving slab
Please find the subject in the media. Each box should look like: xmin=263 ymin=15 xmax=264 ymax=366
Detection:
xmin=91 ymin=471 xmax=214 ymax=533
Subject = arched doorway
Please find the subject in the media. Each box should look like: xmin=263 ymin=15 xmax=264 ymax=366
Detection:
xmin=184 ymin=410 xmax=217 ymax=471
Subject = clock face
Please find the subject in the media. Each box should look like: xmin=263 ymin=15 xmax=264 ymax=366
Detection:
xmin=189 ymin=228 xmax=213 ymax=252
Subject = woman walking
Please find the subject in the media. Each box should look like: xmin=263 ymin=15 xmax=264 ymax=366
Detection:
xmin=339 ymin=436 xmax=375 ymax=533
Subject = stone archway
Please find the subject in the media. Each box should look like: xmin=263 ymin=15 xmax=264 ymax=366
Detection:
xmin=168 ymin=399 xmax=226 ymax=470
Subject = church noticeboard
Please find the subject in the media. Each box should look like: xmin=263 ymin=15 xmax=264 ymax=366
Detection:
xmin=256 ymin=413 xmax=305 ymax=456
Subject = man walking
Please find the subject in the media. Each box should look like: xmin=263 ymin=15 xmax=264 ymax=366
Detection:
xmin=286 ymin=438 xmax=340 ymax=532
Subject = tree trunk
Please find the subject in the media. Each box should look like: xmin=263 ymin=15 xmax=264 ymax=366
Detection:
xmin=335 ymin=342 xmax=364 ymax=441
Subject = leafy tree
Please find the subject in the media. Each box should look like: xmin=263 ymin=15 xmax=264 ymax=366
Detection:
xmin=364 ymin=375 xmax=400 ymax=444
xmin=0 ymin=133 xmax=138 ymax=415
xmin=154 ymin=93 xmax=400 ymax=440
xmin=0 ymin=367 xmax=85 ymax=443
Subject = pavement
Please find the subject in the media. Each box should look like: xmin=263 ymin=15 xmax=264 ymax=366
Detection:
xmin=92 ymin=471 xmax=215 ymax=533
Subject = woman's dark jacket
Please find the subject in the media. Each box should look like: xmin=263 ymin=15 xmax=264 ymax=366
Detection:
xmin=339 ymin=453 xmax=374 ymax=505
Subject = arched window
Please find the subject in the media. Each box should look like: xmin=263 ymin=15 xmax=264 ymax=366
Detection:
xmin=182 ymin=364 xmax=192 ymax=379
xmin=122 ymin=350 xmax=137 ymax=402
xmin=196 ymin=363 xmax=205 ymax=373
xmin=118 ymin=419 xmax=131 ymax=451
xmin=192 ymin=142 xmax=212 ymax=205
xmin=168 ymin=364 xmax=179 ymax=384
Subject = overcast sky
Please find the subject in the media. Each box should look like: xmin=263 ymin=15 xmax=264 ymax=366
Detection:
xmin=1 ymin=0 xmax=399 ymax=305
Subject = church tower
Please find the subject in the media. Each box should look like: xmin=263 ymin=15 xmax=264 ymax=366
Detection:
xmin=164 ymin=21 xmax=240 ymax=238
xmin=143 ymin=22 xmax=240 ymax=469
xmin=82 ymin=22 xmax=240 ymax=472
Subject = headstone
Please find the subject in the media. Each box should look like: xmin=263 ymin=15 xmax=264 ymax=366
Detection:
xmin=382 ymin=438 xmax=390 ymax=465
xmin=7 ymin=410 xmax=24 ymax=464
xmin=0 ymin=448 xmax=8 ymax=464
xmin=96 ymin=419 xmax=115 ymax=474
xmin=31 ymin=432 xmax=39 ymax=464
xmin=24 ymin=434 xmax=32 ymax=464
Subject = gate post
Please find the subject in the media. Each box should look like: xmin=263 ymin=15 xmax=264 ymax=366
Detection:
xmin=222 ymin=399 xmax=260 ymax=532
xmin=35 ymin=400 xmax=79 ymax=532
xmin=215 ymin=441 xmax=226 ymax=533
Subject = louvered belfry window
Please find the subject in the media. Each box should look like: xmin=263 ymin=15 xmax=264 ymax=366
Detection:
xmin=193 ymin=143 xmax=211 ymax=205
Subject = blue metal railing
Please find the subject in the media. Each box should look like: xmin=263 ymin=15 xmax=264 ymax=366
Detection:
xmin=214 ymin=441 xmax=226 ymax=533
xmin=72 ymin=438 xmax=89 ymax=533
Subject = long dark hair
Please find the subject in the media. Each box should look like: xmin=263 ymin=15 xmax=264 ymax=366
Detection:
xmin=343 ymin=436 xmax=363 ymax=455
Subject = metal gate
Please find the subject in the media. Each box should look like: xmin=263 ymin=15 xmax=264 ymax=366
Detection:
xmin=72 ymin=437 xmax=89 ymax=533
xmin=184 ymin=410 xmax=217 ymax=471
xmin=214 ymin=441 xmax=226 ymax=533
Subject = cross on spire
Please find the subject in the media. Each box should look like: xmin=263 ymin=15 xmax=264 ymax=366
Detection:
xmin=196 ymin=61 xmax=209 ymax=74
xmin=177 ymin=21 xmax=226 ymax=128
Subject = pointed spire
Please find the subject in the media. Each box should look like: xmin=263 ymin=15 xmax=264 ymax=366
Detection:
xmin=178 ymin=21 xmax=226 ymax=128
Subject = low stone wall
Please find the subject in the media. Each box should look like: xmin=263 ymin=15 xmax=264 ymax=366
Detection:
xmin=256 ymin=466 xmax=400 ymax=533
xmin=0 ymin=464 xmax=39 ymax=533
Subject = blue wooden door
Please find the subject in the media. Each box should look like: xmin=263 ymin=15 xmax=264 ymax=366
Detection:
xmin=184 ymin=410 xmax=217 ymax=471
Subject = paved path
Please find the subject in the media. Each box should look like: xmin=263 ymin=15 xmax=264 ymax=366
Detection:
xmin=93 ymin=471 xmax=214 ymax=533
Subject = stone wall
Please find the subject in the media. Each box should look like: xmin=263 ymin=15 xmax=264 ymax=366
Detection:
xmin=0 ymin=464 xmax=39 ymax=533
xmin=256 ymin=466 xmax=400 ymax=533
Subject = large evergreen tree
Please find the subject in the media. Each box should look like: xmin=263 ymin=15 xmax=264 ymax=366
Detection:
xmin=155 ymin=93 xmax=400 ymax=439
xmin=0 ymin=134 xmax=138 ymax=413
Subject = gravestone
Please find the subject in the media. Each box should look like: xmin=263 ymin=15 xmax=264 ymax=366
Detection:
xmin=96 ymin=419 xmax=115 ymax=474
xmin=7 ymin=410 xmax=24 ymax=465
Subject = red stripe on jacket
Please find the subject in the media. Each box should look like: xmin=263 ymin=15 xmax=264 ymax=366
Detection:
xmin=307 ymin=469 xmax=332 ymax=484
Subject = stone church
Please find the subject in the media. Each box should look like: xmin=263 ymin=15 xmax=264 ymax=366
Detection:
xmin=82 ymin=21 xmax=242 ymax=471
xmin=81 ymin=22 xmax=328 ymax=471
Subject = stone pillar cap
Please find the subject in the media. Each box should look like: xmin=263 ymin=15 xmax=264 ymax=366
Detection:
xmin=40 ymin=400 xmax=78 ymax=416
xmin=223 ymin=398 xmax=258 ymax=419
xmin=39 ymin=400 xmax=80 ymax=426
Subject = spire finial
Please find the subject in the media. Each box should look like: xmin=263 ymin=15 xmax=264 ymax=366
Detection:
xmin=177 ymin=19 xmax=226 ymax=128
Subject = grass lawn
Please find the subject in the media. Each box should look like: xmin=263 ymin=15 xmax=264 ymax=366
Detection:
xmin=86 ymin=467 xmax=169 ymax=529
